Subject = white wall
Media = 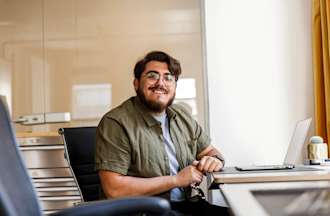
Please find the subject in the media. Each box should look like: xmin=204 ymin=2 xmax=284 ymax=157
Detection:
xmin=0 ymin=58 xmax=12 ymax=114
xmin=204 ymin=0 xmax=313 ymax=205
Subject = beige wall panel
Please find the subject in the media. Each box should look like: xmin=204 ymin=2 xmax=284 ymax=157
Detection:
xmin=0 ymin=0 xmax=205 ymax=132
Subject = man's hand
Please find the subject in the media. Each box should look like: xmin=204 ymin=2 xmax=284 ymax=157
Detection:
xmin=193 ymin=156 xmax=223 ymax=173
xmin=174 ymin=165 xmax=203 ymax=187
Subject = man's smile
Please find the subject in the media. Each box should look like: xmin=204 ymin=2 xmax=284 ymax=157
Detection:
xmin=149 ymin=86 xmax=168 ymax=94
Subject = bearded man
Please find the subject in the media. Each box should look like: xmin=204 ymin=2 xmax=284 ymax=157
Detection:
xmin=95 ymin=51 xmax=228 ymax=215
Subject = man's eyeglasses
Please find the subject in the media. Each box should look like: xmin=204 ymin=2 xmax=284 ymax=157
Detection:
xmin=144 ymin=71 xmax=176 ymax=84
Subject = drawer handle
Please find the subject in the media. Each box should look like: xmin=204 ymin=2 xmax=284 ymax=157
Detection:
xmin=33 ymin=178 xmax=74 ymax=183
xmin=20 ymin=146 xmax=64 ymax=151
xmin=37 ymin=187 xmax=79 ymax=192
xmin=40 ymin=196 xmax=82 ymax=201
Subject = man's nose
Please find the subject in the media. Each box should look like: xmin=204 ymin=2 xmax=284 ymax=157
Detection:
xmin=155 ymin=76 xmax=166 ymax=85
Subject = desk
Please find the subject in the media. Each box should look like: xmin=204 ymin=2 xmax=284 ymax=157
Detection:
xmin=210 ymin=166 xmax=330 ymax=185
xmin=210 ymin=166 xmax=330 ymax=216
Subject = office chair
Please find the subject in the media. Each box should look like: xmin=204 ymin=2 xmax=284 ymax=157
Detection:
xmin=0 ymin=97 xmax=170 ymax=216
xmin=58 ymin=127 xmax=99 ymax=202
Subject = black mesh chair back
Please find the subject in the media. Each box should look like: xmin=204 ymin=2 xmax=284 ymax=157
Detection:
xmin=58 ymin=127 xmax=100 ymax=202
xmin=0 ymin=97 xmax=42 ymax=216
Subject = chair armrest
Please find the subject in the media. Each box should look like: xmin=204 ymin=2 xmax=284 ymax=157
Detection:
xmin=51 ymin=196 xmax=170 ymax=216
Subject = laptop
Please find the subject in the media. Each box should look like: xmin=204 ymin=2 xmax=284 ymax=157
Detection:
xmin=235 ymin=118 xmax=312 ymax=171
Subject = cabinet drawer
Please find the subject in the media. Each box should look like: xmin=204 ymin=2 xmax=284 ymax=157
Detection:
xmin=20 ymin=145 xmax=68 ymax=168
xmin=33 ymin=177 xmax=76 ymax=187
xmin=17 ymin=136 xmax=62 ymax=146
xmin=40 ymin=196 xmax=82 ymax=210
xmin=37 ymin=187 xmax=80 ymax=197
xmin=29 ymin=168 xmax=72 ymax=178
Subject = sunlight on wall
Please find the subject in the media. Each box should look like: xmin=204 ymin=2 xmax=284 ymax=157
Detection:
xmin=175 ymin=78 xmax=198 ymax=117
xmin=72 ymin=84 xmax=111 ymax=120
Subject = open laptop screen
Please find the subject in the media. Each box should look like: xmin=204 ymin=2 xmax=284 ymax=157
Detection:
xmin=235 ymin=118 xmax=312 ymax=171
xmin=284 ymin=118 xmax=312 ymax=165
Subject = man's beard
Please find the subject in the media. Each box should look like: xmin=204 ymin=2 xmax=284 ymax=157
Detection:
xmin=137 ymin=86 xmax=175 ymax=113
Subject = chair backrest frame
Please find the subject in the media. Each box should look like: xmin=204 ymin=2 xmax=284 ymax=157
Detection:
xmin=59 ymin=127 xmax=100 ymax=202
xmin=59 ymin=128 xmax=84 ymax=202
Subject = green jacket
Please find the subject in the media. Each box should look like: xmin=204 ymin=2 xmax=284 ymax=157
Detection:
xmin=95 ymin=96 xmax=211 ymax=199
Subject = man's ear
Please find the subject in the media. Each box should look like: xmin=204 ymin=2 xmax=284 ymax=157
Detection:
xmin=133 ymin=79 xmax=139 ymax=91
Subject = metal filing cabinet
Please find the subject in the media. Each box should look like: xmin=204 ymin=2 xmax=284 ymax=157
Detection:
xmin=17 ymin=134 xmax=82 ymax=214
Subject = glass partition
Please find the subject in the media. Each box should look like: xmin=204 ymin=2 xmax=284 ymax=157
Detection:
xmin=0 ymin=0 xmax=206 ymax=132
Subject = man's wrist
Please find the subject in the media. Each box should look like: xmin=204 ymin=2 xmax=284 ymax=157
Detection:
xmin=172 ymin=175 xmax=180 ymax=188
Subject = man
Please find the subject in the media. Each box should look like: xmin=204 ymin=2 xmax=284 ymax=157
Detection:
xmin=95 ymin=51 xmax=228 ymax=215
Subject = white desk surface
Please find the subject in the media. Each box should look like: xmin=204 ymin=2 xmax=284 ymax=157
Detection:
xmin=211 ymin=166 xmax=330 ymax=184
xmin=210 ymin=166 xmax=330 ymax=216
xmin=220 ymin=181 xmax=330 ymax=216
